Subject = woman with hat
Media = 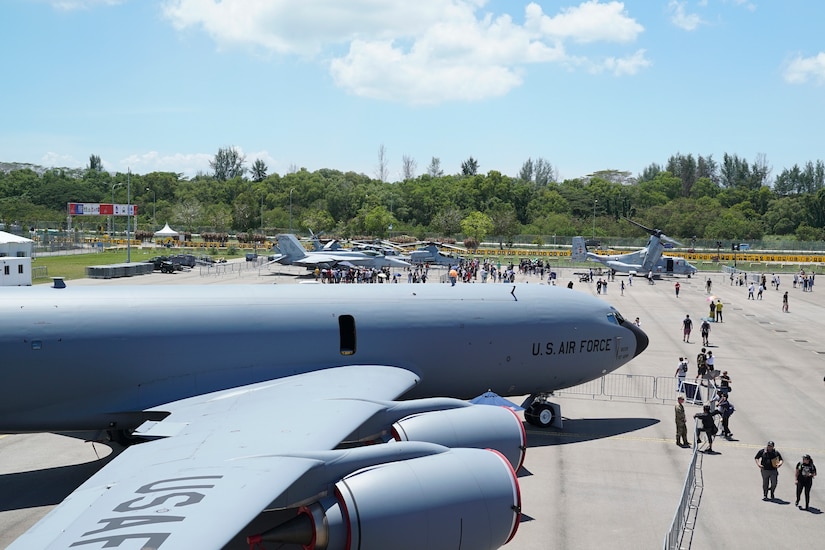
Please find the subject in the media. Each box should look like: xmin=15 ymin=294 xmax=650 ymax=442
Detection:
xmin=795 ymin=454 xmax=817 ymax=510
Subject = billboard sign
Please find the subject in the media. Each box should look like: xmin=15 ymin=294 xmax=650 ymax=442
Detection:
xmin=68 ymin=203 xmax=137 ymax=216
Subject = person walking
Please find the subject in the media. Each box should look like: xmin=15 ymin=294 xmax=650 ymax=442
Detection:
xmin=694 ymin=404 xmax=721 ymax=452
xmin=715 ymin=300 xmax=724 ymax=322
xmin=675 ymin=281 xmax=681 ymax=297
xmin=675 ymin=396 xmax=690 ymax=447
xmin=682 ymin=314 xmax=693 ymax=343
xmin=675 ymin=357 xmax=688 ymax=392
xmin=717 ymin=393 xmax=734 ymax=438
xmin=719 ymin=370 xmax=732 ymax=395
xmin=795 ymin=454 xmax=817 ymax=510
xmin=705 ymin=350 xmax=715 ymax=376
xmin=696 ymin=348 xmax=708 ymax=383
xmin=783 ymin=291 xmax=789 ymax=313
xmin=701 ymin=318 xmax=711 ymax=346
xmin=755 ymin=441 xmax=784 ymax=500
xmin=709 ymin=300 xmax=716 ymax=320
xmin=706 ymin=277 xmax=712 ymax=293
xmin=748 ymin=282 xmax=755 ymax=299
xmin=620 ymin=280 xmax=625 ymax=295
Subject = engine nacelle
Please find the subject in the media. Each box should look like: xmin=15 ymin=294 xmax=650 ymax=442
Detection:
xmin=391 ymin=405 xmax=526 ymax=471
xmin=255 ymin=448 xmax=521 ymax=550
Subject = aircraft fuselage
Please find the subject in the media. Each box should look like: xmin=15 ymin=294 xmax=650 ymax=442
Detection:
xmin=0 ymin=284 xmax=645 ymax=433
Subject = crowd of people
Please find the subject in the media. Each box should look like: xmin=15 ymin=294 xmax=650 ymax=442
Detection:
xmin=668 ymin=272 xmax=818 ymax=512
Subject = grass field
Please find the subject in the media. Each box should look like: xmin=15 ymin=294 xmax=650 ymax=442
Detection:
xmin=31 ymin=248 xmax=246 ymax=283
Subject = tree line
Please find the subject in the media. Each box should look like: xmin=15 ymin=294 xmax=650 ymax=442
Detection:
xmin=1 ymin=148 xmax=824 ymax=245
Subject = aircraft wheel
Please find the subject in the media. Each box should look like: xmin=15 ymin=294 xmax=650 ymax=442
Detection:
xmin=525 ymin=403 xmax=555 ymax=428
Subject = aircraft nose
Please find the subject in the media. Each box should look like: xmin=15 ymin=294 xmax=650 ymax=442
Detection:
xmin=624 ymin=321 xmax=649 ymax=358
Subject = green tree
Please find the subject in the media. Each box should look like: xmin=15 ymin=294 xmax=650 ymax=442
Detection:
xmin=460 ymin=211 xmax=493 ymax=249
xmin=210 ymin=146 xmax=247 ymax=181
xmin=426 ymin=157 xmax=444 ymax=177
xmin=301 ymin=209 xmax=336 ymax=234
xmin=486 ymin=200 xmax=519 ymax=249
xmin=88 ymin=154 xmax=103 ymax=172
xmin=461 ymin=156 xmax=479 ymax=176
xmin=431 ymin=207 xmax=463 ymax=237
xmin=363 ymin=206 xmax=394 ymax=238
xmin=250 ymin=159 xmax=268 ymax=182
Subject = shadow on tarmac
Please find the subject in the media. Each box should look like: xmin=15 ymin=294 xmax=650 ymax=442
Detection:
xmin=0 ymin=452 xmax=116 ymax=512
xmin=523 ymin=417 xmax=660 ymax=447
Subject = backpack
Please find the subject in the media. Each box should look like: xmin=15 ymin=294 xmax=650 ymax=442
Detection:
xmin=721 ymin=401 xmax=735 ymax=416
xmin=697 ymin=353 xmax=707 ymax=367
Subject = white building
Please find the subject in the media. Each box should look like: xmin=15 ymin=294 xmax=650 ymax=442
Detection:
xmin=0 ymin=230 xmax=34 ymax=286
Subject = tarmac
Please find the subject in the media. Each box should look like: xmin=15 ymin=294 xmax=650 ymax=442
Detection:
xmin=1 ymin=261 xmax=823 ymax=549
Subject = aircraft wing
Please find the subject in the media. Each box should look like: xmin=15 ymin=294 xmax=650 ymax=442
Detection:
xmin=10 ymin=366 xmax=420 ymax=550
xmin=292 ymin=253 xmax=364 ymax=267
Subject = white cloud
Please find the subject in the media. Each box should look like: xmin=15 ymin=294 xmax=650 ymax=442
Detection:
xmin=525 ymin=0 xmax=644 ymax=43
xmin=41 ymin=151 xmax=83 ymax=169
xmin=668 ymin=1 xmax=703 ymax=31
xmin=784 ymin=53 xmax=825 ymax=85
xmin=596 ymin=49 xmax=652 ymax=76
xmin=162 ymin=0 xmax=648 ymax=103
xmin=119 ymin=151 xmax=212 ymax=176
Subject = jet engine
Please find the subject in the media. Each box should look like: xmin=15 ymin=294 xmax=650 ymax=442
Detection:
xmin=249 ymin=447 xmax=521 ymax=550
xmin=391 ymin=405 xmax=527 ymax=471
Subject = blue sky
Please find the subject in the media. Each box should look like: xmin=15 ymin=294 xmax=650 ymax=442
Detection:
xmin=2 ymin=0 xmax=824 ymax=182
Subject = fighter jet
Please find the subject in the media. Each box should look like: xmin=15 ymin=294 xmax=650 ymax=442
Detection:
xmin=2 ymin=283 xmax=646 ymax=549
xmin=269 ymin=233 xmax=411 ymax=270
xmin=400 ymin=241 xmax=466 ymax=266
xmin=571 ymin=219 xmax=697 ymax=277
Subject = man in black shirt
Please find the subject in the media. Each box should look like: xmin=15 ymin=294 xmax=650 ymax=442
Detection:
xmin=755 ymin=441 xmax=784 ymax=500
xmin=694 ymin=405 xmax=721 ymax=452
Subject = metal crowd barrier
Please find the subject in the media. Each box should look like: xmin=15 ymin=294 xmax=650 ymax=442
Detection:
xmin=663 ymin=422 xmax=703 ymax=550
xmin=557 ymin=373 xmax=686 ymax=403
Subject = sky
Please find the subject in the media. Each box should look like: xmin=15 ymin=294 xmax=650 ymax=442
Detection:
xmin=2 ymin=0 xmax=824 ymax=182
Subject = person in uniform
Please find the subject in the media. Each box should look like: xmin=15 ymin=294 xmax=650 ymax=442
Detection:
xmin=755 ymin=441 xmax=784 ymax=500
xmin=675 ymin=396 xmax=689 ymax=447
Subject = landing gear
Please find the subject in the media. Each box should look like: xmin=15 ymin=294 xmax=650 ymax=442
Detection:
xmin=523 ymin=394 xmax=563 ymax=429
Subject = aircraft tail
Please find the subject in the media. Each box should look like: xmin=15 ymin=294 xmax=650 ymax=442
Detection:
xmin=275 ymin=234 xmax=309 ymax=263
xmin=571 ymin=237 xmax=588 ymax=262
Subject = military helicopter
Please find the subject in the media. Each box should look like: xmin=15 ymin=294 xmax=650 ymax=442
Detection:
xmin=571 ymin=219 xmax=697 ymax=277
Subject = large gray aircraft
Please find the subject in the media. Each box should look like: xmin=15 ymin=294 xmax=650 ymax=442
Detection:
xmin=270 ymin=233 xmax=411 ymax=270
xmin=2 ymin=283 xmax=647 ymax=549
xmin=571 ymin=220 xmax=697 ymax=277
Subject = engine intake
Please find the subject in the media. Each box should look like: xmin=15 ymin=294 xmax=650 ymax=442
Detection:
xmin=391 ymin=405 xmax=527 ymax=471
xmin=251 ymin=447 xmax=521 ymax=550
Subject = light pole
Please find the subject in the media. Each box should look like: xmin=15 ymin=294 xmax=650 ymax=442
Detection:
xmin=289 ymin=188 xmax=295 ymax=233
xmin=126 ymin=168 xmax=131 ymax=263
xmin=592 ymin=199 xmax=598 ymax=240
xmin=110 ymin=182 xmax=122 ymax=236
xmin=146 ymin=187 xmax=156 ymax=229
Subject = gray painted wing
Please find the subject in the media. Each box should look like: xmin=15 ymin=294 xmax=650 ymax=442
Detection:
xmin=9 ymin=365 xmax=420 ymax=550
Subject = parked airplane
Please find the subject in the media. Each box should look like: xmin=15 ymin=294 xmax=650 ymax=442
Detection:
xmin=2 ymin=283 xmax=646 ymax=550
xmin=571 ymin=220 xmax=697 ymax=277
xmin=401 ymin=242 xmax=466 ymax=266
xmin=270 ymin=233 xmax=411 ymax=270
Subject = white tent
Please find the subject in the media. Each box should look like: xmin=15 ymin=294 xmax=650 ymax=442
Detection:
xmin=0 ymin=230 xmax=34 ymax=257
xmin=153 ymin=223 xmax=180 ymax=238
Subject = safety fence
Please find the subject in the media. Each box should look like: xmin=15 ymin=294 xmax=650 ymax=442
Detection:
xmin=556 ymin=373 xmax=686 ymax=404
xmin=663 ymin=422 xmax=703 ymax=550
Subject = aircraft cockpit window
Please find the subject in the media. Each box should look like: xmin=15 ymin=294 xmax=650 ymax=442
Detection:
xmin=607 ymin=309 xmax=624 ymax=325
xmin=339 ymin=314 xmax=356 ymax=355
